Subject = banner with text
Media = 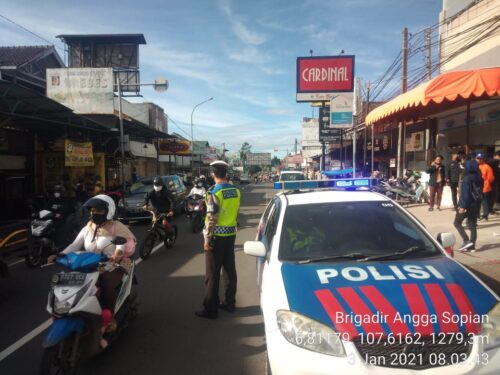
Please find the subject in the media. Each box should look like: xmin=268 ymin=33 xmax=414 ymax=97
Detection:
xmin=65 ymin=139 xmax=94 ymax=167
xmin=330 ymin=93 xmax=353 ymax=128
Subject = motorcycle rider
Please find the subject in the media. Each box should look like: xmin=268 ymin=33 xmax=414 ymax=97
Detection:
xmin=143 ymin=177 xmax=175 ymax=235
xmin=48 ymin=195 xmax=136 ymax=345
xmin=189 ymin=178 xmax=207 ymax=197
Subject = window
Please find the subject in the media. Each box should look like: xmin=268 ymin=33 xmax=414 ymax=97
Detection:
xmin=278 ymin=201 xmax=440 ymax=262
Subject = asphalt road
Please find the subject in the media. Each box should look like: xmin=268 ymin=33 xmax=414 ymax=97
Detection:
xmin=0 ymin=183 xmax=272 ymax=375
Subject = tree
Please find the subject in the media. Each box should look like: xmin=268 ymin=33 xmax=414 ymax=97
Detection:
xmin=239 ymin=142 xmax=252 ymax=173
xmin=271 ymin=156 xmax=281 ymax=167
xmin=249 ymin=165 xmax=262 ymax=175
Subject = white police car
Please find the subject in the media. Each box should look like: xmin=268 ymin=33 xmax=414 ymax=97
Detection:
xmin=244 ymin=178 xmax=499 ymax=375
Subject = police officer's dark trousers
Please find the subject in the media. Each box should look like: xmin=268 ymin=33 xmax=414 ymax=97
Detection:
xmin=203 ymin=235 xmax=237 ymax=314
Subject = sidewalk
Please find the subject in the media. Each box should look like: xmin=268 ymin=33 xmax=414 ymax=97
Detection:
xmin=407 ymin=203 xmax=500 ymax=295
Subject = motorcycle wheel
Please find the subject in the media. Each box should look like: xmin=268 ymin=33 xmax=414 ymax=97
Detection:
xmin=39 ymin=338 xmax=78 ymax=375
xmin=139 ymin=232 xmax=156 ymax=260
xmin=191 ymin=214 xmax=203 ymax=233
xmin=164 ymin=225 xmax=178 ymax=248
xmin=25 ymin=243 xmax=44 ymax=268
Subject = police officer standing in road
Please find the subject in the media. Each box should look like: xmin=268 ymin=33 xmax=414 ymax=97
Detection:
xmin=196 ymin=160 xmax=240 ymax=319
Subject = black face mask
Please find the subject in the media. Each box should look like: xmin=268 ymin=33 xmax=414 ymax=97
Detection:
xmin=90 ymin=213 xmax=107 ymax=225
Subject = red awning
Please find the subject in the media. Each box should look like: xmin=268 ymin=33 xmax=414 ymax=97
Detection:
xmin=366 ymin=67 xmax=500 ymax=125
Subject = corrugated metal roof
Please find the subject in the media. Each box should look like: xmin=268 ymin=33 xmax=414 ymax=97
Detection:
xmin=57 ymin=34 xmax=146 ymax=45
xmin=0 ymin=45 xmax=53 ymax=67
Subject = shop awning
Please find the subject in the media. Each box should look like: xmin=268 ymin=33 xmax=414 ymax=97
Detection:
xmin=366 ymin=67 xmax=500 ymax=125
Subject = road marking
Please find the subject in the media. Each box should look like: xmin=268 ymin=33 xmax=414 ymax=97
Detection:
xmin=7 ymin=259 xmax=25 ymax=267
xmin=0 ymin=319 xmax=52 ymax=362
xmin=0 ymin=241 xmax=164 ymax=362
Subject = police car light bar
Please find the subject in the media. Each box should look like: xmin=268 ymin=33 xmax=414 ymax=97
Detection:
xmin=273 ymin=178 xmax=377 ymax=191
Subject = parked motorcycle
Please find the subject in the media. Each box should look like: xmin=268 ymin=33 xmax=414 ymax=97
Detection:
xmin=28 ymin=209 xmax=57 ymax=267
xmin=39 ymin=238 xmax=139 ymax=375
xmin=185 ymin=194 xmax=206 ymax=233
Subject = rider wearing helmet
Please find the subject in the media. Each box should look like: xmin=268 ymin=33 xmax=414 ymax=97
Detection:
xmin=48 ymin=195 xmax=136 ymax=341
xmin=189 ymin=178 xmax=207 ymax=197
xmin=143 ymin=177 xmax=175 ymax=234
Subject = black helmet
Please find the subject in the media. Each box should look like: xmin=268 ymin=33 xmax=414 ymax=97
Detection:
xmin=153 ymin=177 xmax=164 ymax=186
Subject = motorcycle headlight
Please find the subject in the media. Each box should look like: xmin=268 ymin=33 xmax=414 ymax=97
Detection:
xmin=54 ymin=299 xmax=72 ymax=315
xmin=276 ymin=310 xmax=346 ymax=357
xmin=194 ymin=206 xmax=200 ymax=211
xmin=481 ymin=302 xmax=500 ymax=351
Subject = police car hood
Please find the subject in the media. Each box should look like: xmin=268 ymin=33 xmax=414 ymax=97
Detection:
xmin=281 ymin=257 xmax=497 ymax=340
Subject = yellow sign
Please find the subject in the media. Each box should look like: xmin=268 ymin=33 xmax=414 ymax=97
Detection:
xmin=65 ymin=139 xmax=94 ymax=167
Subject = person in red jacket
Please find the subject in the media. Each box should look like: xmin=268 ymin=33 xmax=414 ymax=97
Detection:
xmin=476 ymin=153 xmax=495 ymax=220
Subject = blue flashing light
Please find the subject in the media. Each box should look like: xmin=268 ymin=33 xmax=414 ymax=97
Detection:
xmin=274 ymin=178 xmax=376 ymax=191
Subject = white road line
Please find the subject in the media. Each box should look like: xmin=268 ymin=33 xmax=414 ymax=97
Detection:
xmin=7 ymin=259 xmax=25 ymax=267
xmin=0 ymin=319 xmax=52 ymax=362
xmin=0 ymin=241 xmax=165 ymax=362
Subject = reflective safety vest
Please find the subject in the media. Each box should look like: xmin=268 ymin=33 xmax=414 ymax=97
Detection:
xmin=206 ymin=183 xmax=240 ymax=237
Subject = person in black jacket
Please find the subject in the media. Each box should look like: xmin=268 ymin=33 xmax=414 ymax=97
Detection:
xmin=143 ymin=177 xmax=174 ymax=234
xmin=453 ymin=160 xmax=484 ymax=252
xmin=446 ymin=154 xmax=463 ymax=211
xmin=426 ymin=155 xmax=446 ymax=211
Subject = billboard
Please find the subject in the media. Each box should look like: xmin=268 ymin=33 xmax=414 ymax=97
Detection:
xmin=47 ymin=68 xmax=114 ymax=114
xmin=319 ymin=105 xmax=340 ymax=142
xmin=158 ymin=139 xmax=191 ymax=155
xmin=64 ymin=139 xmax=94 ymax=167
xmin=296 ymin=55 xmax=355 ymax=102
xmin=330 ymin=93 xmax=353 ymax=128
xmin=246 ymin=153 xmax=271 ymax=166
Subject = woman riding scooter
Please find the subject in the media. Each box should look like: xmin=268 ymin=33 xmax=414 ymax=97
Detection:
xmin=48 ymin=195 xmax=136 ymax=346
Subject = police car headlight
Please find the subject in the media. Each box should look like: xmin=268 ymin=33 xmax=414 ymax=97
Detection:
xmin=276 ymin=310 xmax=346 ymax=357
xmin=481 ymin=302 xmax=500 ymax=351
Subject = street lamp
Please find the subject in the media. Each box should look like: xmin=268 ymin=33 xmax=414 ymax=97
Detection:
xmin=190 ymin=97 xmax=214 ymax=176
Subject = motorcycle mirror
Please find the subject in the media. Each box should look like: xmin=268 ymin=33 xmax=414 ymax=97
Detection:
xmin=111 ymin=236 xmax=127 ymax=245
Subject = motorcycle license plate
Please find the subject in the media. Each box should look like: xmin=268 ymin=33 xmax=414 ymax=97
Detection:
xmin=58 ymin=273 xmax=86 ymax=286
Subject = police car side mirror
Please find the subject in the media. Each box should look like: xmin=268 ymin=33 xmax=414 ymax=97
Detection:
xmin=244 ymin=241 xmax=266 ymax=257
xmin=437 ymin=232 xmax=456 ymax=257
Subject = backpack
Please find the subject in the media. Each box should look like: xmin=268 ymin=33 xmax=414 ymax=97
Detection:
xmin=471 ymin=181 xmax=483 ymax=203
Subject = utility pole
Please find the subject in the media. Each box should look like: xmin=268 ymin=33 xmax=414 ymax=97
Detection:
xmin=426 ymin=27 xmax=432 ymax=80
xmin=398 ymin=27 xmax=409 ymax=178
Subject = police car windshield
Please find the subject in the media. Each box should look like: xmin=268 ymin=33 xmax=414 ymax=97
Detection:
xmin=279 ymin=201 xmax=441 ymax=263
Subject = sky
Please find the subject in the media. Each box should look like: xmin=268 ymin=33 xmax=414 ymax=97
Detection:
xmin=0 ymin=0 xmax=442 ymax=158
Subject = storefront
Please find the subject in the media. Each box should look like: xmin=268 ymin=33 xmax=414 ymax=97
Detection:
xmin=366 ymin=67 xmax=500 ymax=175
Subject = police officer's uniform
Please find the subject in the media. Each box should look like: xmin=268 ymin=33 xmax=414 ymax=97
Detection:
xmin=197 ymin=161 xmax=240 ymax=318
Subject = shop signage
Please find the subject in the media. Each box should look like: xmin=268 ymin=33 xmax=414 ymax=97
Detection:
xmin=330 ymin=93 xmax=353 ymax=128
xmin=406 ymin=131 xmax=424 ymax=152
xmin=319 ymin=105 xmax=341 ymax=142
xmin=390 ymin=158 xmax=396 ymax=168
xmin=47 ymin=68 xmax=114 ymax=114
xmin=296 ymin=55 xmax=355 ymax=102
xmin=158 ymin=139 xmax=191 ymax=155
xmin=65 ymin=140 xmax=94 ymax=167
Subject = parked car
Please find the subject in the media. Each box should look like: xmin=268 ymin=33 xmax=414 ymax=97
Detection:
xmin=279 ymin=170 xmax=307 ymax=181
xmin=1 ymin=220 xmax=32 ymax=277
xmin=244 ymin=178 xmax=500 ymax=374
xmin=240 ymin=174 xmax=251 ymax=184
xmin=117 ymin=175 xmax=188 ymax=222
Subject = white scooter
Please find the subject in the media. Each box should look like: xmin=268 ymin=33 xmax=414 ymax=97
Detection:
xmin=39 ymin=237 xmax=139 ymax=375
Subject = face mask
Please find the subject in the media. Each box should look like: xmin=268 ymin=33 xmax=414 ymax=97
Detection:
xmin=54 ymin=192 xmax=61 ymax=198
xmin=90 ymin=212 xmax=107 ymax=225
xmin=153 ymin=185 xmax=162 ymax=192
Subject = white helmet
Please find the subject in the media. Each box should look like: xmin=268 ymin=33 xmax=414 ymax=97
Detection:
xmin=83 ymin=194 xmax=116 ymax=220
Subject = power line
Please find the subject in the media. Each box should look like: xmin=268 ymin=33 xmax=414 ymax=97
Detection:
xmin=0 ymin=13 xmax=64 ymax=53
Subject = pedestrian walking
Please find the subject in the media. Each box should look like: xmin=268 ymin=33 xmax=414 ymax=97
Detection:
xmin=426 ymin=155 xmax=446 ymax=211
xmin=454 ymin=160 xmax=484 ymax=252
xmin=196 ymin=160 xmax=241 ymax=319
xmin=476 ymin=153 xmax=495 ymax=220
xmin=488 ymin=151 xmax=500 ymax=212
xmin=447 ymin=154 xmax=463 ymax=211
